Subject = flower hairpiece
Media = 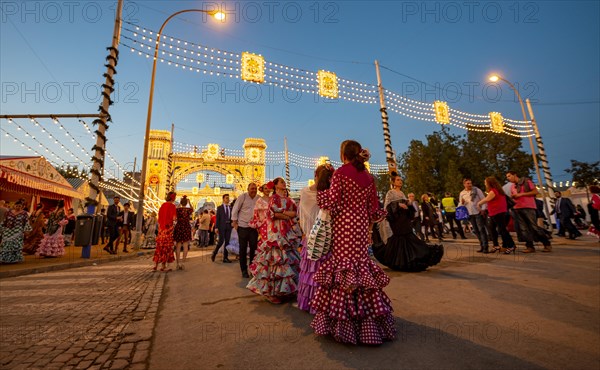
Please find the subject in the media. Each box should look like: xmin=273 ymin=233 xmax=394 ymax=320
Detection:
xmin=359 ymin=148 xmax=371 ymax=161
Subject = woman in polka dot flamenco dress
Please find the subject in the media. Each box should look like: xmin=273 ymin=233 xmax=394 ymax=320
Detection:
xmin=310 ymin=140 xmax=396 ymax=345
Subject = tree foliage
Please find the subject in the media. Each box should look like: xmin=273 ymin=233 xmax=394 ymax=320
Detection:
xmin=398 ymin=127 xmax=533 ymax=199
xmin=565 ymin=160 xmax=600 ymax=201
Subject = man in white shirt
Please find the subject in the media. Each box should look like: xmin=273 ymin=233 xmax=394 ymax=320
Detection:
xmin=231 ymin=183 xmax=259 ymax=278
xmin=459 ymin=178 xmax=489 ymax=253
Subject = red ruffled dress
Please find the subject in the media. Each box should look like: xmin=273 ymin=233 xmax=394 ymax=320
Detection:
xmin=246 ymin=193 xmax=301 ymax=302
xmin=153 ymin=202 xmax=176 ymax=265
xmin=310 ymin=163 xmax=396 ymax=345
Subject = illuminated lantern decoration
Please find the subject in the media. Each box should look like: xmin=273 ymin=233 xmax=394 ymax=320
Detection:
xmin=206 ymin=144 xmax=219 ymax=160
xmin=192 ymin=187 xmax=199 ymax=195
xmin=206 ymin=197 xmax=212 ymax=202
xmin=214 ymin=187 xmax=221 ymax=195
xmin=225 ymin=174 xmax=234 ymax=184
xmin=149 ymin=174 xmax=160 ymax=185
xmin=317 ymin=70 xmax=338 ymax=99
xmin=196 ymin=173 xmax=205 ymax=183
xmin=365 ymin=161 xmax=371 ymax=173
xmin=308 ymin=179 xmax=315 ymax=187
xmin=489 ymin=112 xmax=504 ymax=133
xmin=241 ymin=52 xmax=265 ymax=83
xmin=434 ymin=101 xmax=450 ymax=124
xmin=317 ymin=156 xmax=329 ymax=167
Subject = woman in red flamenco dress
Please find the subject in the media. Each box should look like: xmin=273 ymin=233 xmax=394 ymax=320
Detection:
xmin=153 ymin=191 xmax=177 ymax=272
xmin=310 ymin=140 xmax=396 ymax=345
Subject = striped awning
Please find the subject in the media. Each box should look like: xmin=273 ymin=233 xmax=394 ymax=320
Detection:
xmin=0 ymin=165 xmax=80 ymax=199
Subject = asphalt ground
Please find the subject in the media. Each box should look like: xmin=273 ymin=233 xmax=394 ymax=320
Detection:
xmin=1 ymin=235 xmax=598 ymax=370
xmin=149 ymin=236 xmax=600 ymax=370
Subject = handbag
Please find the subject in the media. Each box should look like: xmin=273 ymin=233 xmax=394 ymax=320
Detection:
xmin=455 ymin=206 xmax=469 ymax=221
xmin=306 ymin=209 xmax=333 ymax=260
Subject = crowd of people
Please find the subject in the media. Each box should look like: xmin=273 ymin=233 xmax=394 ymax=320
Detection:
xmin=1 ymin=141 xmax=599 ymax=346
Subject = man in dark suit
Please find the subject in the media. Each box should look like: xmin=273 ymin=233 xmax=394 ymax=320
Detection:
xmin=118 ymin=202 xmax=136 ymax=253
xmin=105 ymin=196 xmax=121 ymax=254
xmin=552 ymin=191 xmax=582 ymax=239
xmin=211 ymin=194 xmax=232 ymax=263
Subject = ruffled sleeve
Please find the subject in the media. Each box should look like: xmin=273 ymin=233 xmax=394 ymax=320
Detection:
xmin=368 ymin=181 xmax=386 ymax=223
xmin=268 ymin=194 xmax=283 ymax=219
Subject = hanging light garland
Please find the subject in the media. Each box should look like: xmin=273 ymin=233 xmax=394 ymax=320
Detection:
xmin=121 ymin=21 xmax=534 ymax=138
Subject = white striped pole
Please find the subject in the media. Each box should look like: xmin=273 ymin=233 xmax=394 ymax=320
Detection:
xmin=375 ymin=60 xmax=397 ymax=175
xmin=526 ymin=99 xmax=555 ymax=203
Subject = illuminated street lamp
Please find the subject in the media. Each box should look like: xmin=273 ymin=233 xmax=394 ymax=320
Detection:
xmin=488 ymin=74 xmax=551 ymax=221
xmin=136 ymin=9 xmax=225 ymax=235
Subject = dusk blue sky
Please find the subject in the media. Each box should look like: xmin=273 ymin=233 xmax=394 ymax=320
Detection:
xmin=1 ymin=1 xmax=599 ymax=189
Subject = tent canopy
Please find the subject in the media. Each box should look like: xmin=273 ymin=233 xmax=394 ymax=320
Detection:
xmin=0 ymin=156 xmax=80 ymax=200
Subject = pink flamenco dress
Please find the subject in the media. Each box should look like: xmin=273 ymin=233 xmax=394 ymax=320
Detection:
xmin=247 ymin=193 xmax=301 ymax=303
xmin=310 ymin=163 xmax=397 ymax=345
xmin=36 ymin=209 xmax=68 ymax=258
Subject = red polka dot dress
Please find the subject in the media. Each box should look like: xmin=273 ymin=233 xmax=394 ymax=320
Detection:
xmin=310 ymin=163 xmax=396 ymax=345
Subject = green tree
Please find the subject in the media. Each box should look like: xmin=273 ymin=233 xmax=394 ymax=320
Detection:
xmin=399 ymin=139 xmax=433 ymax=198
xmin=565 ymin=160 xmax=600 ymax=201
xmin=399 ymin=127 xmax=464 ymax=198
xmin=460 ymin=130 xmax=532 ymax=187
xmin=372 ymin=170 xmax=391 ymax=200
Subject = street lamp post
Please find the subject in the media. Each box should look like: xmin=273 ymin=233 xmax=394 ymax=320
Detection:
xmin=135 ymin=9 xmax=225 ymax=238
xmin=489 ymin=74 xmax=551 ymax=224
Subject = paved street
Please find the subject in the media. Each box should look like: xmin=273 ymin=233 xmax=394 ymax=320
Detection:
xmin=1 ymin=237 xmax=599 ymax=370
xmin=0 ymin=255 xmax=164 ymax=370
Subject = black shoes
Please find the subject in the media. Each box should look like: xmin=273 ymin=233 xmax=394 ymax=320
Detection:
xmin=223 ymin=258 xmax=232 ymax=263
xmin=242 ymin=271 xmax=250 ymax=278
xmin=210 ymin=254 xmax=215 ymax=262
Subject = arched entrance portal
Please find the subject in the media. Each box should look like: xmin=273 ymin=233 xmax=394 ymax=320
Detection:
xmin=145 ymin=129 xmax=266 ymax=201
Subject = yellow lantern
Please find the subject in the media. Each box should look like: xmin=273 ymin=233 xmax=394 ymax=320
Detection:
xmin=214 ymin=187 xmax=221 ymax=195
xmin=489 ymin=112 xmax=504 ymax=133
xmin=196 ymin=173 xmax=204 ymax=183
xmin=241 ymin=52 xmax=265 ymax=83
xmin=192 ymin=187 xmax=199 ymax=195
xmin=206 ymin=144 xmax=219 ymax=160
xmin=308 ymin=179 xmax=315 ymax=187
xmin=317 ymin=70 xmax=338 ymax=99
xmin=434 ymin=101 xmax=450 ymax=124
xmin=225 ymin=174 xmax=234 ymax=184
xmin=207 ymin=197 xmax=212 ymax=203
xmin=365 ymin=161 xmax=371 ymax=173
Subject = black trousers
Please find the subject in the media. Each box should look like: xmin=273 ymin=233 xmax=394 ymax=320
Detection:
xmin=237 ymin=226 xmax=258 ymax=273
xmin=106 ymin=224 xmax=119 ymax=251
xmin=445 ymin=212 xmax=465 ymax=238
xmin=212 ymin=225 xmax=232 ymax=259
xmin=559 ymin=215 xmax=579 ymax=238
xmin=489 ymin=212 xmax=515 ymax=249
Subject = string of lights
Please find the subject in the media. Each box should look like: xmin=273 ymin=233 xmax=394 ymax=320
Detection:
xmin=121 ymin=21 xmax=534 ymax=138
xmin=78 ymin=119 xmax=142 ymax=186
xmin=4 ymin=118 xmax=83 ymax=168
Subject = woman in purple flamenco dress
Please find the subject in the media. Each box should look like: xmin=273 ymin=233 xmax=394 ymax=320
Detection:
xmin=297 ymin=163 xmax=335 ymax=314
xmin=310 ymin=140 xmax=396 ymax=345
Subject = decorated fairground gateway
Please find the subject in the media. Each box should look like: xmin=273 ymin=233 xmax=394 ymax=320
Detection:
xmin=145 ymin=129 xmax=266 ymax=203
